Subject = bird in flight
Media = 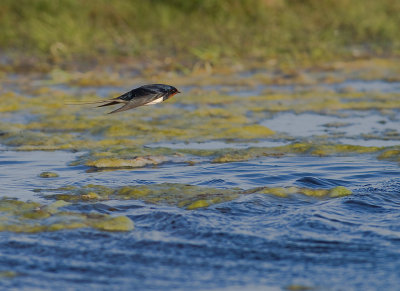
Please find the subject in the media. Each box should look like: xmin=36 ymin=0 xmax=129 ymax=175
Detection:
xmin=73 ymin=84 xmax=180 ymax=114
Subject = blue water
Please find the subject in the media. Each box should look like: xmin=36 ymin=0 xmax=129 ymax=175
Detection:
xmin=1 ymin=75 xmax=400 ymax=290
xmin=1 ymin=150 xmax=400 ymax=290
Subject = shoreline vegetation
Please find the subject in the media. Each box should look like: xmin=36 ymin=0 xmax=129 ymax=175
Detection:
xmin=1 ymin=0 xmax=400 ymax=72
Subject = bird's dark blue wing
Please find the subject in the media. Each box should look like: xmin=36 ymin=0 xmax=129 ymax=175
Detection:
xmin=117 ymin=84 xmax=169 ymax=101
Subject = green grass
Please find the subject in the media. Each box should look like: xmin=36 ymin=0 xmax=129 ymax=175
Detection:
xmin=0 ymin=0 xmax=399 ymax=67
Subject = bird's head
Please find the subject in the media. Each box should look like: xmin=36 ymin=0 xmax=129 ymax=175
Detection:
xmin=168 ymin=86 xmax=181 ymax=98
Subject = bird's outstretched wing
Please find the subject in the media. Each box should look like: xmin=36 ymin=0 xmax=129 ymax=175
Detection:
xmin=107 ymin=92 xmax=164 ymax=114
xmin=67 ymin=84 xmax=169 ymax=114
xmin=65 ymin=98 xmax=123 ymax=105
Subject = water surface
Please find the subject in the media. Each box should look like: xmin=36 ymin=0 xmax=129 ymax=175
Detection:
xmin=0 ymin=73 xmax=400 ymax=290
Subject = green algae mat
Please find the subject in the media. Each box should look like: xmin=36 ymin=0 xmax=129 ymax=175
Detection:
xmin=0 ymin=59 xmax=400 ymax=290
xmin=0 ymin=58 xmax=399 ymax=234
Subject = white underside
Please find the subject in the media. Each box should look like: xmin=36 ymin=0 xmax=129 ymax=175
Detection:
xmin=145 ymin=97 xmax=164 ymax=105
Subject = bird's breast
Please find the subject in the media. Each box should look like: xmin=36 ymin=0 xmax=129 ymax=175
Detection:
xmin=145 ymin=97 xmax=164 ymax=105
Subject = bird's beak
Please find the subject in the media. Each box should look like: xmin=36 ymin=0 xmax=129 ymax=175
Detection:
xmin=177 ymin=90 xmax=181 ymax=93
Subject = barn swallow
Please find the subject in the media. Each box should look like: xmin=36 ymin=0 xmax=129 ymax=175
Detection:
xmin=74 ymin=84 xmax=180 ymax=114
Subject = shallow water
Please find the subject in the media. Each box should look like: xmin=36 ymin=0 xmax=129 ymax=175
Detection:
xmin=1 ymin=69 xmax=400 ymax=290
xmin=192 ymin=80 xmax=400 ymax=96
xmin=262 ymin=110 xmax=400 ymax=146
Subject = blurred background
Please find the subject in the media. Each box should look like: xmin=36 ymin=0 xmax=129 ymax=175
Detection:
xmin=1 ymin=0 xmax=399 ymax=70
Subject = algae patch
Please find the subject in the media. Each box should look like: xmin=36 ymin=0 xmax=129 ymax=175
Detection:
xmin=260 ymin=186 xmax=352 ymax=198
xmin=211 ymin=143 xmax=385 ymax=163
xmin=0 ymin=67 xmax=399 ymax=170
xmin=0 ymin=271 xmax=17 ymax=279
xmin=39 ymin=171 xmax=59 ymax=178
xmin=378 ymin=148 xmax=400 ymax=163
xmin=77 ymin=142 xmax=395 ymax=170
xmin=86 ymin=155 xmax=168 ymax=168
xmin=0 ymin=198 xmax=134 ymax=233
xmin=40 ymin=183 xmax=352 ymax=210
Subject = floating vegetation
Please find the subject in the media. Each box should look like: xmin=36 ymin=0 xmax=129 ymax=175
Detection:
xmin=86 ymin=155 xmax=169 ymax=168
xmin=39 ymin=183 xmax=352 ymax=210
xmin=78 ymin=143 xmax=400 ymax=170
xmin=378 ymin=148 xmax=400 ymax=163
xmin=0 ymin=199 xmax=134 ymax=233
xmin=0 ymin=271 xmax=17 ymax=279
xmin=0 ymin=58 xmax=398 ymax=152
xmin=0 ymin=60 xmax=399 ymax=169
xmin=39 ymin=171 xmax=59 ymax=178
xmin=210 ymin=143 xmax=383 ymax=163
xmin=260 ymin=185 xmax=352 ymax=198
